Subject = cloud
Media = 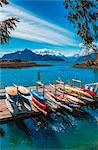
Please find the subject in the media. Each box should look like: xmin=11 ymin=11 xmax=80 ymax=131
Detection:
xmin=0 ymin=3 xmax=79 ymax=47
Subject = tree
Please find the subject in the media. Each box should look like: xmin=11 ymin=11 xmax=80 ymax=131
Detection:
xmin=64 ymin=0 xmax=98 ymax=52
xmin=0 ymin=0 xmax=19 ymax=44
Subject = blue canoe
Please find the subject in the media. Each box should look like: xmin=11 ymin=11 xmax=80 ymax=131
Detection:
xmin=30 ymin=89 xmax=46 ymax=103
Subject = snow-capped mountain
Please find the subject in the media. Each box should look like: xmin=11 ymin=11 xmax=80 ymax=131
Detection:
xmin=33 ymin=48 xmax=64 ymax=57
xmin=1 ymin=48 xmax=97 ymax=64
xmin=1 ymin=49 xmax=65 ymax=61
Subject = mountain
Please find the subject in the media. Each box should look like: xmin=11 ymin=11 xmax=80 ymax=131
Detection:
xmin=75 ymin=53 xmax=96 ymax=63
xmin=33 ymin=49 xmax=64 ymax=57
xmin=1 ymin=49 xmax=96 ymax=64
xmin=73 ymin=53 xmax=98 ymax=69
xmin=1 ymin=49 xmax=65 ymax=61
xmin=64 ymin=53 xmax=96 ymax=64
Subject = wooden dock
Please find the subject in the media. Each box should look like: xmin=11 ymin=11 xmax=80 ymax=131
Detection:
xmin=0 ymin=98 xmax=41 ymax=124
xmin=0 ymin=85 xmax=45 ymax=124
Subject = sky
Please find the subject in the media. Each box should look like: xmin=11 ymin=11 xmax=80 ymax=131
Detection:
xmin=0 ymin=0 xmax=83 ymax=56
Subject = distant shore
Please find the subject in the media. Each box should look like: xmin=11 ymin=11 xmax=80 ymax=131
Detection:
xmin=73 ymin=60 xmax=98 ymax=69
xmin=0 ymin=59 xmax=53 ymax=68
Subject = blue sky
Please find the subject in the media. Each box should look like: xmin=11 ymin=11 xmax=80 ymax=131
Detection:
xmin=0 ymin=0 xmax=82 ymax=56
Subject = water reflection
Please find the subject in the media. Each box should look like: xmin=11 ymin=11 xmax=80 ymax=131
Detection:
xmin=1 ymin=108 xmax=98 ymax=150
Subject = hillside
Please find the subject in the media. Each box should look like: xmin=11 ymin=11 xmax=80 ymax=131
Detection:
xmin=73 ymin=53 xmax=98 ymax=69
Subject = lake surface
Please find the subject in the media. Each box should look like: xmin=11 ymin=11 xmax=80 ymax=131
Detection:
xmin=0 ymin=61 xmax=98 ymax=150
xmin=0 ymin=61 xmax=98 ymax=88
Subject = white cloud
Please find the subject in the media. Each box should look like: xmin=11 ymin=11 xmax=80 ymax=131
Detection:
xmin=0 ymin=3 xmax=78 ymax=47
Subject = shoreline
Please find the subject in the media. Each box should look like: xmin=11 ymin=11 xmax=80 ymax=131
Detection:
xmin=73 ymin=63 xmax=98 ymax=69
xmin=73 ymin=60 xmax=98 ymax=69
xmin=0 ymin=63 xmax=53 ymax=68
xmin=0 ymin=60 xmax=53 ymax=68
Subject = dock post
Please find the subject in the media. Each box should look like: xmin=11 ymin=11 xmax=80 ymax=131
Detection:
xmin=36 ymin=71 xmax=41 ymax=91
xmin=63 ymin=82 xmax=65 ymax=98
xmin=38 ymin=71 xmax=40 ymax=81
xmin=55 ymin=82 xmax=57 ymax=95
xmin=43 ymin=84 xmax=45 ymax=96
xmin=36 ymin=84 xmax=38 ymax=91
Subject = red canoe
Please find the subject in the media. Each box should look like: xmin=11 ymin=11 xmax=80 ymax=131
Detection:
xmin=32 ymin=96 xmax=46 ymax=110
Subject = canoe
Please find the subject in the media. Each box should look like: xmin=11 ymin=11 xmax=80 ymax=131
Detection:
xmin=5 ymin=86 xmax=18 ymax=95
xmin=80 ymin=96 xmax=95 ymax=102
xmin=46 ymin=92 xmax=73 ymax=112
xmin=48 ymin=91 xmax=82 ymax=109
xmin=5 ymin=98 xmax=14 ymax=114
xmin=46 ymin=100 xmax=58 ymax=110
xmin=30 ymin=89 xmax=47 ymax=110
xmin=59 ymin=94 xmax=86 ymax=105
xmin=20 ymin=96 xmax=32 ymax=111
xmin=14 ymin=85 xmax=32 ymax=111
xmin=31 ymin=100 xmax=47 ymax=115
xmin=60 ymin=87 xmax=95 ymax=103
xmin=32 ymin=96 xmax=46 ymax=110
xmin=17 ymin=86 xmax=30 ymax=95
xmin=5 ymin=93 xmax=19 ymax=114
xmin=30 ymin=89 xmax=46 ymax=103
xmin=49 ymin=84 xmax=86 ymax=105
xmin=59 ymin=84 xmax=93 ymax=98
xmin=5 ymin=86 xmax=32 ymax=112
xmin=70 ymin=85 xmax=96 ymax=97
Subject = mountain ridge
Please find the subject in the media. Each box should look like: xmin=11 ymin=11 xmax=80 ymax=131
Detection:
xmin=1 ymin=49 xmax=65 ymax=61
xmin=1 ymin=48 xmax=96 ymax=63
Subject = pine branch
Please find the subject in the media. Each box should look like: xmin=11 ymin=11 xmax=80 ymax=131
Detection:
xmin=0 ymin=0 xmax=8 ymax=7
xmin=64 ymin=0 xmax=97 ymax=49
xmin=0 ymin=17 xmax=19 ymax=44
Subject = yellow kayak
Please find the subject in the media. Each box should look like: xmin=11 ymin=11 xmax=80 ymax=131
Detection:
xmin=59 ymin=84 xmax=93 ymax=99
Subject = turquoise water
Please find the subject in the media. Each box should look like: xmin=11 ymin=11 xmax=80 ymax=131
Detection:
xmin=0 ymin=61 xmax=98 ymax=150
xmin=0 ymin=61 xmax=98 ymax=88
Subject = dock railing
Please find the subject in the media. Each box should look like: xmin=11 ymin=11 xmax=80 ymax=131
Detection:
xmin=71 ymin=79 xmax=82 ymax=87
